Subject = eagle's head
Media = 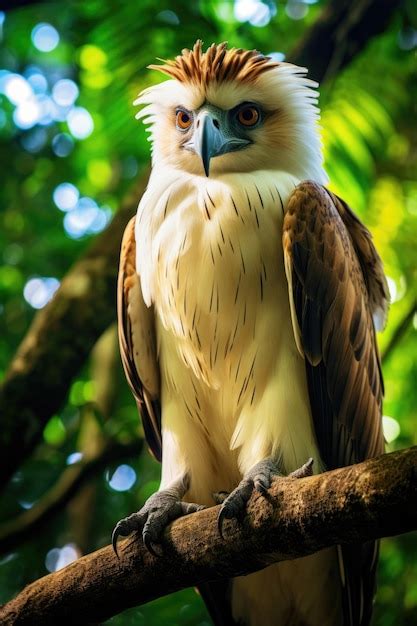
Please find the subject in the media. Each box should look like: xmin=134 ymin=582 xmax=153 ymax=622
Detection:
xmin=135 ymin=40 xmax=327 ymax=183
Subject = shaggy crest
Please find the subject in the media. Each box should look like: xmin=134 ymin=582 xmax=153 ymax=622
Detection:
xmin=148 ymin=40 xmax=280 ymax=87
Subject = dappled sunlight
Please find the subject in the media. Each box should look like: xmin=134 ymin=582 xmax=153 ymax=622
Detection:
xmin=234 ymin=0 xmax=276 ymax=27
xmin=53 ymin=182 xmax=79 ymax=211
xmin=107 ymin=465 xmax=137 ymax=492
xmin=45 ymin=543 xmax=80 ymax=572
xmin=66 ymin=452 xmax=83 ymax=465
xmin=23 ymin=276 xmax=60 ymax=309
xmin=67 ymin=106 xmax=94 ymax=139
xmin=382 ymin=415 xmax=401 ymax=444
xmin=31 ymin=23 xmax=59 ymax=53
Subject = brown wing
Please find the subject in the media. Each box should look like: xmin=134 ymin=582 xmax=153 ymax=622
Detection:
xmin=118 ymin=217 xmax=162 ymax=461
xmin=118 ymin=218 xmax=236 ymax=625
xmin=283 ymin=181 xmax=388 ymax=626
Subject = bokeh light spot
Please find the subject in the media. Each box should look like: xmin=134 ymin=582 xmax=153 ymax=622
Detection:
xmin=79 ymin=44 xmax=107 ymax=70
xmin=382 ymin=415 xmax=401 ymax=443
xmin=45 ymin=544 xmax=79 ymax=573
xmin=67 ymin=107 xmax=94 ymax=139
xmin=4 ymin=74 xmax=33 ymax=105
xmin=19 ymin=500 xmax=35 ymax=510
xmin=0 ymin=265 xmax=23 ymax=292
xmin=52 ymin=132 xmax=74 ymax=157
xmin=31 ymin=23 xmax=60 ymax=53
xmin=20 ymin=127 xmax=47 ymax=153
xmin=45 ymin=548 xmax=60 ymax=572
xmin=268 ymin=51 xmax=286 ymax=62
xmin=70 ymin=380 xmax=87 ymax=405
xmin=386 ymin=275 xmax=406 ymax=304
xmin=286 ymin=1 xmax=309 ymax=20
xmin=25 ymin=69 xmax=48 ymax=94
xmin=13 ymin=99 xmax=41 ymax=129
xmin=387 ymin=276 xmax=397 ymax=302
xmin=234 ymin=0 xmax=274 ymax=26
xmin=53 ymin=182 xmax=79 ymax=211
xmin=63 ymin=198 xmax=111 ymax=239
xmin=157 ymin=10 xmax=180 ymax=25
xmin=23 ymin=277 xmax=60 ymax=309
xmin=66 ymin=452 xmax=83 ymax=465
xmin=52 ymin=79 xmax=79 ymax=107
xmin=398 ymin=27 xmax=417 ymax=51
xmin=108 ymin=464 xmax=137 ymax=492
xmin=43 ymin=415 xmax=66 ymax=446
xmin=87 ymin=159 xmax=112 ymax=188
xmin=35 ymin=94 xmax=68 ymax=124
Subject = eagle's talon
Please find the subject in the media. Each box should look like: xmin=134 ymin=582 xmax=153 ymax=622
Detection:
xmin=254 ymin=480 xmax=268 ymax=495
xmin=217 ymin=505 xmax=232 ymax=540
xmin=111 ymin=474 xmax=203 ymax=557
xmin=213 ymin=491 xmax=229 ymax=505
xmin=143 ymin=531 xmax=163 ymax=557
xmin=216 ymin=458 xmax=285 ymax=539
xmin=111 ymin=512 xmax=145 ymax=558
xmin=289 ymin=457 xmax=314 ymax=479
xmin=112 ymin=525 xmax=122 ymax=559
xmin=217 ymin=478 xmax=253 ymax=538
xmin=216 ymin=458 xmax=315 ymax=539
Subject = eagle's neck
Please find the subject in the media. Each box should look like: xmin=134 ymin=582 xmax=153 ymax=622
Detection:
xmin=136 ymin=167 xmax=298 ymax=392
xmin=136 ymin=167 xmax=299 ymax=310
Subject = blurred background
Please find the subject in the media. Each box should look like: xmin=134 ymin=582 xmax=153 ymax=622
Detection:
xmin=0 ymin=1 xmax=416 ymax=624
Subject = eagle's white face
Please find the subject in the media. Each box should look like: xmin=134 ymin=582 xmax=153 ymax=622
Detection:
xmin=135 ymin=51 xmax=327 ymax=184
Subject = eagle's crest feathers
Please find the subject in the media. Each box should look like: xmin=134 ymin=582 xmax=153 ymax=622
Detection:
xmin=148 ymin=40 xmax=280 ymax=87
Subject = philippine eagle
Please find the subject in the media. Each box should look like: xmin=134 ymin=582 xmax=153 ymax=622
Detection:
xmin=113 ymin=41 xmax=389 ymax=626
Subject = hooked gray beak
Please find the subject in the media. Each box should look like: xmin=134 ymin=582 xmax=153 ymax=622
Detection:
xmin=190 ymin=112 xmax=250 ymax=177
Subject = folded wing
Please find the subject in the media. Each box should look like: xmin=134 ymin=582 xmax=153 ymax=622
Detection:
xmin=283 ymin=181 xmax=389 ymax=626
xmin=118 ymin=216 xmax=162 ymax=461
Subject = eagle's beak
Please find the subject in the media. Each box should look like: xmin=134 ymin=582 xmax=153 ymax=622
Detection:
xmin=192 ymin=112 xmax=250 ymax=177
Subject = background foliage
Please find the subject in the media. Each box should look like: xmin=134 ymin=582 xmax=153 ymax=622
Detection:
xmin=0 ymin=1 xmax=416 ymax=624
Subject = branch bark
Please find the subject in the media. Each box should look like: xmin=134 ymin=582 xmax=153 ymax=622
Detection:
xmin=0 ymin=0 xmax=404 ymax=487
xmin=1 ymin=447 xmax=416 ymax=625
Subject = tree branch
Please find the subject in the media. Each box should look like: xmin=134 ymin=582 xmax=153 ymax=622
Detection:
xmin=0 ymin=170 xmax=149 ymax=493
xmin=289 ymin=0 xmax=405 ymax=82
xmin=0 ymin=439 xmax=142 ymax=557
xmin=1 ymin=447 xmax=416 ymax=625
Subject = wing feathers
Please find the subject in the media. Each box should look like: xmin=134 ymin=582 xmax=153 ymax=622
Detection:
xmin=284 ymin=181 xmax=385 ymax=467
xmin=118 ymin=217 xmax=162 ymax=461
xmin=324 ymin=188 xmax=390 ymax=330
xmin=283 ymin=181 xmax=386 ymax=626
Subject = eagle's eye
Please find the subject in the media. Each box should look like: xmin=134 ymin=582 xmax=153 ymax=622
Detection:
xmin=176 ymin=109 xmax=192 ymax=131
xmin=237 ymin=105 xmax=260 ymax=128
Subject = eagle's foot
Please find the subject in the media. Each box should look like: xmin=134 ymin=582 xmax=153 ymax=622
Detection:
xmin=212 ymin=491 xmax=229 ymax=505
xmin=217 ymin=457 xmax=314 ymax=538
xmin=111 ymin=473 xmax=204 ymax=558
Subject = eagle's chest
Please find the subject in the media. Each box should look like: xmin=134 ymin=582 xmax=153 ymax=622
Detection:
xmin=137 ymin=172 xmax=298 ymax=387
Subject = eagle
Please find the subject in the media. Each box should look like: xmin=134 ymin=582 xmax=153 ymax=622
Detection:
xmin=112 ymin=41 xmax=389 ymax=626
